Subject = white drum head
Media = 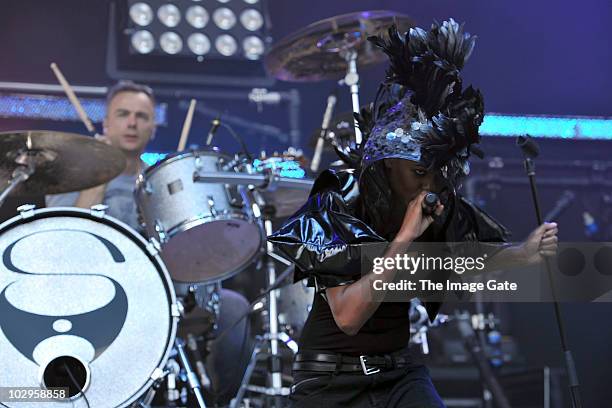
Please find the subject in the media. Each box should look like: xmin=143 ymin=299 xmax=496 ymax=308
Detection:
xmin=0 ymin=208 xmax=177 ymax=408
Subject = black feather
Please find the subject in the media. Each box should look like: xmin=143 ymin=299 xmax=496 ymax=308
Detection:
xmin=369 ymin=18 xmax=477 ymax=118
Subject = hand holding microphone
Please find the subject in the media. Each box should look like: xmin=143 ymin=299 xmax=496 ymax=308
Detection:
xmin=397 ymin=191 xmax=443 ymax=241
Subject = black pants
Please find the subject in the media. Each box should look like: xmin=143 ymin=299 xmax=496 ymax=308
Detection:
xmin=290 ymin=362 xmax=445 ymax=408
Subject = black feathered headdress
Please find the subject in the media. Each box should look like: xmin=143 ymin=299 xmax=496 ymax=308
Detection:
xmin=359 ymin=18 xmax=485 ymax=191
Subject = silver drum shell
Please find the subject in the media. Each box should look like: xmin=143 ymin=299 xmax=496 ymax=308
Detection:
xmin=135 ymin=151 xmax=263 ymax=284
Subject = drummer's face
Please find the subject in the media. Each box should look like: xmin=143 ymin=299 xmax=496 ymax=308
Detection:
xmin=104 ymin=91 xmax=156 ymax=155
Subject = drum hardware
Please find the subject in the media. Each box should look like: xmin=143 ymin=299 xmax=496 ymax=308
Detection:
xmin=342 ymin=48 xmax=362 ymax=144
xmin=408 ymin=299 xmax=450 ymax=355
xmin=207 ymin=196 xmax=217 ymax=217
xmin=16 ymin=203 xmax=36 ymax=219
xmin=175 ymin=338 xmax=207 ymax=408
xmin=0 ymin=151 xmax=35 ymax=208
xmin=193 ymin=172 xmax=313 ymax=193
xmin=454 ymin=311 xmax=512 ymax=408
xmin=186 ymin=333 xmax=212 ymax=389
xmin=230 ymin=203 xmax=295 ymax=408
xmin=164 ymin=359 xmax=182 ymax=405
xmin=311 ymin=91 xmax=338 ymax=172
xmin=154 ymin=219 xmax=168 ymax=244
xmin=90 ymin=203 xmax=108 ymax=218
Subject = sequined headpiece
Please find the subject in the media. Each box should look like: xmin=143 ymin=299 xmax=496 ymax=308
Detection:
xmin=357 ymin=18 xmax=485 ymax=190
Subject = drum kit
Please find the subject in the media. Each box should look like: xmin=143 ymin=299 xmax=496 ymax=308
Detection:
xmin=0 ymin=10 xmax=426 ymax=408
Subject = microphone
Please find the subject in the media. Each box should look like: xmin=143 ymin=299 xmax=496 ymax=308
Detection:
xmin=516 ymin=135 xmax=539 ymax=159
xmin=311 ymin=93 xmax=337 ymax=172
xmin=422 ymin=192 xmax=439 ymax=216
xmin=205 ymin=117 xmax=221 ymax=146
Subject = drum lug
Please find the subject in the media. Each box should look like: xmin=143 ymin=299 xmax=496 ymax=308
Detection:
xmin=90 ymin=204 xmax=108 ymax=218
xmin=136 ymin=173 xmax=153 ymax=194
xmin=154 ymin=220 xmax=168 ymax=243
xmin=137 ymin=174 xmax=153 ymax=195
xmin=17 ymin=204 xmax=36 ymax=219
xmin=171 ymin=303 xmax=181 ymax=317
xmin=150 ymin=367 xmax=164 ymax=382
xmin=207 ymin=195 xmax=217 ymax=217
xmin=146 ymin=237 xmax=161 ymax=256
xmin=194 ymin=155 xmax=203 ymax=170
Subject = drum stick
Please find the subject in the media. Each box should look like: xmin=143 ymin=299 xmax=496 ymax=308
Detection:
xmin=50 ymin=62 xmax=97 ymax=135
xmin=177 ymin=99 xmax=197 ymax=152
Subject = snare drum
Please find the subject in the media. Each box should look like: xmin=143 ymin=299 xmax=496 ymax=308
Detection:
xmin=135 ymin=150 xmax=264 ymax=284
xmin=0 ymin=206 xmax=178 ymax=408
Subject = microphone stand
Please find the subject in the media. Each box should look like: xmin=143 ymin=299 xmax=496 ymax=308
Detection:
xmin=516 ymin=135 xmax=582 ymax=408
xmin=310 ymin=90 xmax=337 ymax=172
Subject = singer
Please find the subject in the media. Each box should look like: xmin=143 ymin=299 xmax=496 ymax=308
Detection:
xmin=269 ymin=19 xmax=559 ymax=408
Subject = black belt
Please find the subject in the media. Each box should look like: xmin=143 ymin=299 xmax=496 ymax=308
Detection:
xmin=293 ymin=351 xmax=409 ymax=375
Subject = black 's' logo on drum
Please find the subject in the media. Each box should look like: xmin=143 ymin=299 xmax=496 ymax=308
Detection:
xmin=0 ymin=229 xmax=129 ymax=364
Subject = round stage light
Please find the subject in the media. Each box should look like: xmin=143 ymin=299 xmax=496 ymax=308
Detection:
xmin=129 ymin=2 xmax=154 ymax=26
xmin=213 ymin=8 xmax=237 ymax=30
xmin=188 ymin=33 xmax=211 ymax=55
xmin=243 ymin=35 xmax=264 ymax=59
xmin=157 ymin=4 xmax=181 ymax=28
xmin=160 ymin=31 xmax=183 ymax=54
xmin=215 ymin=34 xmax=238 ymax=56
xmin=186 ymin=5 xmax=209 ymax=29
xmin=131 ymin=30 xmax=155 ymax=54
xmin=240 ymin=9 xmax=263 ymax=31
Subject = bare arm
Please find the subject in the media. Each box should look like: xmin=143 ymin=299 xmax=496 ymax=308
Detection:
xmin=326 ymin=191 xmax=443 ymax=336
xmin=74 ymin=184 xmax=108 ymax=209
xmin=73 ymin=134 xmax=112 ymax=209
xmin=483 ymin=222 xmax=558 ymax=272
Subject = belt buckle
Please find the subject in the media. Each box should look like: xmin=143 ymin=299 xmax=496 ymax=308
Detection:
xmin=359 ymin=355 xmax=380 ymax=375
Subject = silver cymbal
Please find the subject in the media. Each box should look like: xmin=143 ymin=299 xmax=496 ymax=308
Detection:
xmin=0 ymin=130 xmax=126 ymax=196
xmin=265 ymin=10 xmax=414 ymax=82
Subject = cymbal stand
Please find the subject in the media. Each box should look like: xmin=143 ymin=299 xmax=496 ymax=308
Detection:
xmin=339 ymin=49 xmax=363 ymax=145
xmin=175 ymin=337 xmax=207 ymax=408
xmin=0 ymin=150 xmax=36 ymax=207
xmin=230 ymin=194 xmax=294 ymax=408
xmin=135 ymin=298 xmax=208 ymax=408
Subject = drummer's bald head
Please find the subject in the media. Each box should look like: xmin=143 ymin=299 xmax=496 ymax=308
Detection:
xmin=106 ymin=81 xmax=156 ymax=112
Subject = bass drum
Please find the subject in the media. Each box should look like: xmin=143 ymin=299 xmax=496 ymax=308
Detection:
xmin=0 ymin=206 xmax=178 ymax=408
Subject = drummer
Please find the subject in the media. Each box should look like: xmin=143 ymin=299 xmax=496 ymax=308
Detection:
xmin=46 ymin=81 xmax=254 ymax=404
xmin=46 ymin=80 xmax=155 ymax=231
